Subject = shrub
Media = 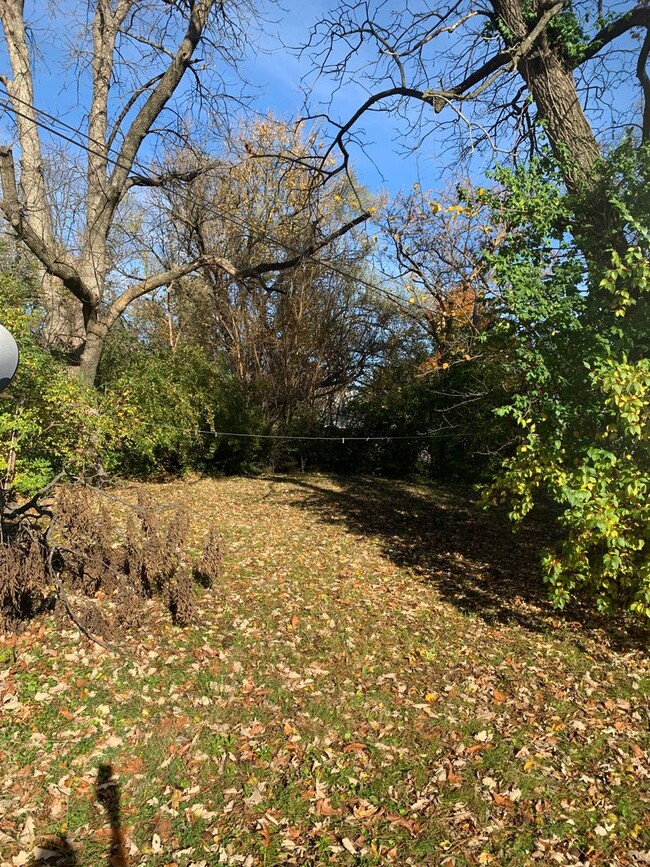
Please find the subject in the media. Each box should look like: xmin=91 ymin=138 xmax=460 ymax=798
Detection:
xmin=483 ymin=147 xmax=650 ymax=617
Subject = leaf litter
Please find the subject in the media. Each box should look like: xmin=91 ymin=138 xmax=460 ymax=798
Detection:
xmin=0 ymin=474 xmax=648 ymax=866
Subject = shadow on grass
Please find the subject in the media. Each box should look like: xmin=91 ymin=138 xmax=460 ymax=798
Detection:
xmin=270 ymin=474 xmax=648 ymax=649
xmin=96 ymin=764 xmax=128 ymax=867
xmin=35 ymin=838 xmax=78 ymax=867
xmin=35 ymin=764 xmax=127 ymax=866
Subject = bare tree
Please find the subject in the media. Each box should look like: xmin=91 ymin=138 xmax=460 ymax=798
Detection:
xmin=0 ymin=1 xmax=369 ymax=385
xmin=379 ymin=186 xmax=496 ymax=370
xmin=306 ymin=0 xmax=649 ymax=199
xmin=159 ymin=116 xmax=385 ymax=425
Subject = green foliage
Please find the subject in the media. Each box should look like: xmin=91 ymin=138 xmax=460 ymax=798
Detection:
xmin=99 ymin=329 xmax=277 ymax=476
xmin=328 ymin=323 xmax=513 ymax=480
xmin=343 ymin=346 xmax=439 ymax=478
xmin=98 ymin=336 xmax=219 ymax=475
xmin=483 ymin=148 xmax=650 ymax=618
xmin=203 ymin=374 xmax=271 ymax=474
xmin=488 ymin=2 xmax=593 ymax=65
xmin=0 ymin=263 xmax=116 ymax=494
xmin=0 ymin=257 xmax=223 ymax=490
xmin=545 ymin=9 xmax=589 ymax=65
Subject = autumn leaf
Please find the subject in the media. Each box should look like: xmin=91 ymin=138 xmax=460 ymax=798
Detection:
xmin=154 ymin=816 xmax=173 ymax=842
xmin=352 ymin=799 xmax=379 ymax=819
xmin=492 ymin=792 xmax=515 ymax=808
xmin=258 ymin=823 xmax=271 ymax=848
xmin=315 ymin=798 xmax=340 ymax=816
xmin=386 ymin=814 xmax=421 ymax=836
xmin=467 ymin=743 xmax=490 ymax=755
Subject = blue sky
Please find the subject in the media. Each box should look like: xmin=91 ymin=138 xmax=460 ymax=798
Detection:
xmin=237 ymin=0 xmax=472 ymax=194
xmin=0 ymin=0 xmax=642 ymax=201
xmin=0 ymin=0 xmax=469 ymax=200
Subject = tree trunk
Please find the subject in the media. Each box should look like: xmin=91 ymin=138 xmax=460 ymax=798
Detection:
xmin=73 ymin=314 xmax=109 ymax=386
xmin=75 ymin=336 xmax=103 ymax=387
xmin=41 ymin=275 xmax=86 ymax=353
xmin=492 ymin=0 xmax=628 ymax=267
xmin=493 ymin=0 xmax=602 ymax=190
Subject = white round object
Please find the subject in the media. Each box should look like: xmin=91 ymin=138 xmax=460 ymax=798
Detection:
xmin=0 ymin=323 xmax=19 ymax=393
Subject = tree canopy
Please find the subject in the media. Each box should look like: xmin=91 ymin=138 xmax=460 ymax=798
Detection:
xmin=0 ymin=0 xmax=648 ymax=619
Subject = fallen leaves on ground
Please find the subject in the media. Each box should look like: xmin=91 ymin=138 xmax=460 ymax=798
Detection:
xmin=0 ymin=474 xmax=648 ymax=866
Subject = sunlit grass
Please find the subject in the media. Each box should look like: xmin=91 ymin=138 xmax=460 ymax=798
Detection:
xmin=0 ymin=474 xmax=647 ymax=866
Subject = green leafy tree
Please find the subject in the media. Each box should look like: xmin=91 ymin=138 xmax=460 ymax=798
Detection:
xmin=0 ymin=253 xmax=116 ymax=493
xmin=483 ymin=145 xmax=650 ymax=617
xmin=98 ymin=336 xmax=220 ymax=475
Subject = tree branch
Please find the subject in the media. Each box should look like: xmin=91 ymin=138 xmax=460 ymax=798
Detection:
xmin=0 ymin=147 xmax=88 ymax=302
xmin=104 ymin=257 xmax=210 ymax=326
xmin=106 ymin=71 xmax=166 ymax=152
xmin=575 ymin=6 xmax=650 ymax=67
xmin=109 ymin=0 xmax=216 ymax=195
xmin=126 ymin=166 xmax=205 ymax=189
xmin=105 ymin=206 xmax=370 ymax=328
xmin=637 ymin=29 xmax=650 ymax=142
xmin=322 ymin=0 xmax=565 ymax=172
xmin=238 ymin=211 xmax=371 ymax=278
xmin=321 ymin=88 xmax=440 ymax=175
xmin=0 ymin=0 xmax=56 ymax=247
xmin=429 ymin=1 xmax=565 ymax=110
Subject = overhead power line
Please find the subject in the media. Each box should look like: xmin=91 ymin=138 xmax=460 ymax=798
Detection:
xmin=0 ymin=89 xmax=391 ymax=301
xmin=184 ymin=428 xmax=436 ymax=441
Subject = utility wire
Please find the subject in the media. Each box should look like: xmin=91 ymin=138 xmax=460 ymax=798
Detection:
xmin=0 ymin=88 xmax=193 ymax=185
xmin=175 ymin=428 xmax=437 ymax=441
xmin=0 ymin=90 xmax=389 ymax=299
xmin=112 ymin=413 xmax=457 ymax=441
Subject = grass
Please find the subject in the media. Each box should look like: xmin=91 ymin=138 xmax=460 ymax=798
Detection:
xmin=0 ymin=473 xmax=648 ymax=866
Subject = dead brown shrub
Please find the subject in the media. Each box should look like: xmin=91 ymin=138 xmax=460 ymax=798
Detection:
xmin=168 ymin=569 xmax=195 ymax=627
xmin=0 ymin=479 xmax=223 ymax=636
xmin=194 ymin=527 xmax=223 ymax=588
xmin=79 ymin=602 xmax=113 ymax=640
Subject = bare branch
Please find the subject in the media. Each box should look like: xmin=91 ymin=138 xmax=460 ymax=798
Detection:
xmin=104 ymin=257 xmax=210 ymax=326
xmin=126 ymin=166 xmax=206 ymax=189
xmin=637 ymin=29 xmax=650 ymax=142
xmin=238 ymin=211 xmax=371 ymax=279
xmin=576 ymin=6 xmax=650 ymax=67
xmin=109 ymin=0 xmax=217 ymax=195
xmin=0 ymin=147 xmax=89 ymax=302
xmin=321 ymin=87 xmax=440 ymax=176
xmin=430 ymin=1 xmax=565 ymax=110
xmin=318 ymin=0 xmax=565 ymax=177
xmin=106 ymin=72 xmax=166 ymax=152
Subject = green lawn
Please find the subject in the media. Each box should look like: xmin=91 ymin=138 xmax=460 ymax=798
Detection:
xmin=1 ymin=475 xmax=648 ymax=866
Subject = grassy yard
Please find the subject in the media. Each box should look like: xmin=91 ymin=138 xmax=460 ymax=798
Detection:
xmin=0 ymin=474 xmax=648 ymax=866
